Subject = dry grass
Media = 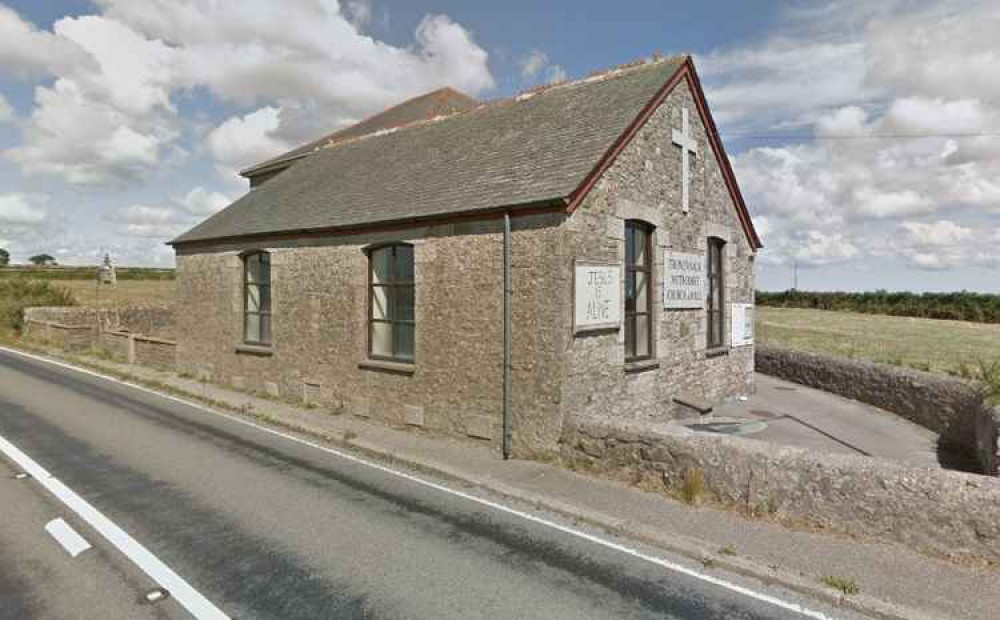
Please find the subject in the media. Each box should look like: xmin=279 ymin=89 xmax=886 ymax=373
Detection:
xmin=757 ymin=307 xmax=1000 ymax=377
xmin=50 ymin=279 xmax=176 ymax=307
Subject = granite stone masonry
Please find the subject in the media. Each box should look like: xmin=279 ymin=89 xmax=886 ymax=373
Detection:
xmin=23 ymin=306 xmax=178 ymax=372
xmin=172 ymin=60 xmax=760 ymax=457
xmin=24 ymin=306 xmax=175 ymax=339
xmin=757 ymin=345 xmax=999 ymax=475
xmin=562 ymin=415 xmax=1000 ymax=564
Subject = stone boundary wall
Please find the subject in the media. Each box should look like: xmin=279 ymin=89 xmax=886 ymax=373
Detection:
xmin=977 ymin=405 xmax=1000 ymax=477
xmin=562 ymin=416 xmax=1000 ymax=564
xmin=756 ymin=344 xmax=998 ymax=475
xmin=22 ymin=319 xmax=96 ymax=352
xmin=102 ymin=329 xmax=177 ymax=372
xmin=23 ymin=307 xmax=177 ymax=373
xmin=24 ymin=306 xmax=175 ymax=339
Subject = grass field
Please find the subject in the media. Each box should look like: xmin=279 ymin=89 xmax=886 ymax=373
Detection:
xmin=756 ymin=306 xmax=1000 ymax=377
xmin=50 ymin=279 xmax=177 ymax=307
xmin=0 ymin=265 xmax=175 ymax=281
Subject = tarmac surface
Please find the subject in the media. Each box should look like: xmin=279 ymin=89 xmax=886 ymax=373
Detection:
xmin=0 ymin=348 xmax=860 ymax=620
xmin=711 ymin=374 xmax=941 ymax=468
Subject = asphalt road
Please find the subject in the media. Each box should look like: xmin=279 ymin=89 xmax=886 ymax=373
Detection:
xmin=0 ymin=348 xmax=855 ymax=620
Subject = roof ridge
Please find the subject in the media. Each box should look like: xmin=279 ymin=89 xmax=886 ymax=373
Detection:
xmin=303 ymin=54 xmax=688 ymax=156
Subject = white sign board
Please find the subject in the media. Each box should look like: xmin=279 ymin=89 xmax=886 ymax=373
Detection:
xmin=574 ymin=261 xmax=621 ymax=332
xmin=731 ymin=303 xmax=754 ymax=347
xmin=663 ymin=251 xmax=705 ymax=309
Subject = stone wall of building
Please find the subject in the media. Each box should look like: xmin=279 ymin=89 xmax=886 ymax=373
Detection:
xmin=757 ymin=345 xmax=999 ymax=475
xmin=175 ymin=213 xmax=567 ymax=455
xmin=559 ymin=77 xmax=756 ymax=425
xmin=562 ymin=415 xmax=1000 ymax=564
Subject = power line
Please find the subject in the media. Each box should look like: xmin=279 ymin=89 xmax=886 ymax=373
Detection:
xmin=719 ymin=131 xmax=1000 ymax=141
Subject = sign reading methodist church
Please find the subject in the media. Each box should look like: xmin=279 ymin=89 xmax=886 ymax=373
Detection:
xmin=663 ymin=251 xmax=705 ymax=309
xmin=574 ymin=261 xmax=622 ymax=332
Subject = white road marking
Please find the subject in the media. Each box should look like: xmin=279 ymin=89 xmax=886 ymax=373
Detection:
xmin=0 ymin=346 xmax=836 ymax=620
xmin=0 ymin=428 xmax=229 ymax=620
xmin=44 ymin=518 xmax=91 ymax=558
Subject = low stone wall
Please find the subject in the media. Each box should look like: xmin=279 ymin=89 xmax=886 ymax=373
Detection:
xmin=562 ymin=416 xmax=1000 ymax=564
xmin=100 ymin=329 xmax=177 ymax=372
xmin=22 ymin=319 xmax=96 ymax=352
xmin=23 ymin=307 xmax=177 ymax=373
xmin=133 ymin=334 xmax=177 ymax=372
xmin=24 ymin=306 xmax=175 ymax=339
xmin=977 ymin=405 xmax=1000 ymax=476
xmin=756 ymin=345 xmax=998 ymax=475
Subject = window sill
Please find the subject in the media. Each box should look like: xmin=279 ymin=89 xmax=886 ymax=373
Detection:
xmin=235 ymin=343 xmax=273 ymax=356
xmin=624 ymin=359 xmax=660 ymax=374
xmin=359 ymin=359 xmax=416 ymax=375
xmin=705 ymin=346 xmax=731 ymax=359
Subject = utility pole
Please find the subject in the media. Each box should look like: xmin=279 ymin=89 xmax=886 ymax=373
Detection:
xmin=792 ymin=260 xmax=799 ymax=291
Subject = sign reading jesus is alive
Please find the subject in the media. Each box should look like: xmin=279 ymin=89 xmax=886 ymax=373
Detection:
xmin=663 ymin=251 xmax=705 ymax=309
xmin=574 ymin=261 xmax=621 ymax=333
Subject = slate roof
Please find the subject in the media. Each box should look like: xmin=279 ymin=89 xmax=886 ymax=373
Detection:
xmin=172 ymin=56 xmax=686 ymax=245
xmin=241 ymin=87 xmax=479 ymax=177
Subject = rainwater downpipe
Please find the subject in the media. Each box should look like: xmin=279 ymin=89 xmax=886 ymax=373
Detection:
xmin=502 ymin=211 xmax=513 ymax=460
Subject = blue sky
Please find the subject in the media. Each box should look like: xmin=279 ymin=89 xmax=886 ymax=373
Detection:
xmin=0 ymin=1 xmax=997 ymax=292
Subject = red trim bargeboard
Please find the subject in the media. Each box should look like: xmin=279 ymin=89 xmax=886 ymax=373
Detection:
xmin=566 ymin=56 xmax=762 ymax=250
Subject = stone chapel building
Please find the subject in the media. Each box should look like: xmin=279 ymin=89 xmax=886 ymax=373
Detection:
xmin=170 ymin=55 xmax=762 ymax=458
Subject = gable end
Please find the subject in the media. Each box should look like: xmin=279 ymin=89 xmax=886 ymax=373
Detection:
xmin=566 ymin=56 xmax=762 ymax=250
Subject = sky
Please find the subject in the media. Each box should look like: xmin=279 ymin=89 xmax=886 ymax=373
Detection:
xmin=0 ymin=0 xmax=997 ymax=292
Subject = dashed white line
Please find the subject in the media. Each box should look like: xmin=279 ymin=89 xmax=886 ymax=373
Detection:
xmin=0 ymin=345 xmax=837 ymax=620
xmin=0 ymin=430 xmax=229 ymax=620
xmin=44 ymin=518 xmax=91 ymax=558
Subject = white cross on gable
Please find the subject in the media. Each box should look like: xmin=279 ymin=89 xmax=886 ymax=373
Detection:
xmin=671 ymin=107 xmax=698 ymax=214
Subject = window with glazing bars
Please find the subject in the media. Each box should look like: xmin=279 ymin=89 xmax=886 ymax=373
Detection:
xmin=243 ymin=251 xmax=271 ymax=345
xmin=369 ymin=244 xmax=415 ymax=362
xmin=625 ymin=221 xmax=653 ymax=361
xmin=707 ymin=237 xmax=726 ymax=348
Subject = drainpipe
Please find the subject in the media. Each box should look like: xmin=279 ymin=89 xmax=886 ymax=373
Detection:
xmin=502 ymin=211 xmax=513 ymax=460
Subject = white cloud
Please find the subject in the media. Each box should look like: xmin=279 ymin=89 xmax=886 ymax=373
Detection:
xmin=519 ymin=49 xmax=566 ymax=84
xmin=0 ymin=193 xmax=58 ymax=261
xmin=7 ymin=77 xmax=178 ymax=186
xmin=0 ymin=5 xmax=94 ymax=79
xmin=176 ymin=187 xmax=231 ymax=217
xmin=717 ymin=1 xmax=1000 ymax=273
xmin=5 ymin=2 xmax=495 ymax=186
xmin=520 ymin=50 xmax=548 ymax=79
xmin=853 ymin=187 xmax=934 ymax=218
xmin=0 ymin=94 xmax=12 ymax=123
xmin=114 ymin=185 xmax=234 ymax=241
xmin=900 ymin=220 xmax=972 ymax=247
xmin=893 ymin=219 xmax=977 ymax=271
xmin=0 ymin=193 xmax=47 ymax=224
xmin=207 ymin=106 xmax=290 ymax=175
xmin=118 ymin=204 xmax=185 ymax=238
xmin=345 ymin=0 xmax=373 ymax=28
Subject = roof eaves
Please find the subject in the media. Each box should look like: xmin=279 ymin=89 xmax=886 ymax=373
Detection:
xmin=168 ymin=195 xmax=569 ymax=248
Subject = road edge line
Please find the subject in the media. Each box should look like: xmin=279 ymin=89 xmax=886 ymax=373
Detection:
xmin=0 ymin=430 xmax=230 ymax=620
xmin=0 ymin=345 xmax=858 ymax=619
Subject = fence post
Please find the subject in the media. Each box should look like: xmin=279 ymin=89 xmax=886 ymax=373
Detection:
xmin=127 ymin=334 xmax=136 ymax=364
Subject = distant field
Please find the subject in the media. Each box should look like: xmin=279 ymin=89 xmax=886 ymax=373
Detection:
xmin=0 ymin=266 xmax=175 ymax=281
xmin=52 ymin=279 xmax=176 ymax=307
xmin=756 ymin=306 xmax=1000 ymax=376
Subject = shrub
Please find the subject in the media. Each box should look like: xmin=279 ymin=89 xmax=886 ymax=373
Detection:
xmin=0 ymin=278 xmax=76 ymax=332
xmin=756 ymin=289 xmax=1000 ymax=324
